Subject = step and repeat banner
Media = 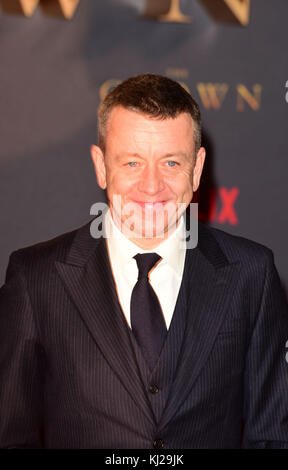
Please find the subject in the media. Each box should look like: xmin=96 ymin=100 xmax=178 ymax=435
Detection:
xmin=0 ymin=0 xmax=287 ymax=290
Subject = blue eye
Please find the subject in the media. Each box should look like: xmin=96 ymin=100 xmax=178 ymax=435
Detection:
xmin=167 ymin=161 xmax=177 ymax=167
xmin=128 ymin=162 xmax=138 ymax=167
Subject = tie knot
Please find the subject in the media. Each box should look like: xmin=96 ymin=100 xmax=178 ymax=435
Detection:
xmin=134 ymin=253 xmax=161 ymax=280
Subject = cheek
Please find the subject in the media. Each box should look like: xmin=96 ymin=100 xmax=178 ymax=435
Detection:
xmin=165 ymin=174 xmax=193 ymax=196
xmin=107 ymin=171 xmax=137 ymax=194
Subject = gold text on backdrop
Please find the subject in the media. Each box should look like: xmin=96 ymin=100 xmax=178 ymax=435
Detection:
xmin=0 ymin=0 xmax=80 ymax=19
xmin=199 ymin=0 xmax=250 ymax=26
xmin=100 ymin=78 xmax=262 ymax=112
xmin=0 ymin=0 xmax=250 ymax=24
xmin=236 ymin=84 xmax=262 ymax=112
xmin=142 ymin=0 xmax=191 ymax=23
xmin=0 ymin=0 xmax=39 ymax=16
xmin=143 ymin=0 xmax=250 ymax=25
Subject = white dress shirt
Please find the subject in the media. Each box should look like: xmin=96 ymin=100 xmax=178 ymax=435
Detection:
xmin=104 ymin=209 xmax=186 ymax=329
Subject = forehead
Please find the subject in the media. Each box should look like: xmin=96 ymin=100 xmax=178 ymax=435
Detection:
xmin=105 ymin=106 xmax=195 ymax=151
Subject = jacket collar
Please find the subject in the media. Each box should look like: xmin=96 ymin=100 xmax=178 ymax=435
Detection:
xmin=55 ymin=214 xmax=240 ymax=428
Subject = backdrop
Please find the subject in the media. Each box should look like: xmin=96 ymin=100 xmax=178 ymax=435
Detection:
xmin=0 ymin=0 xmax=287 ymax=293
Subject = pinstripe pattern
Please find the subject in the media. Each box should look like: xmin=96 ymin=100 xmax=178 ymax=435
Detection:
xmin=0 ymin=217 xmax=288 ymax=448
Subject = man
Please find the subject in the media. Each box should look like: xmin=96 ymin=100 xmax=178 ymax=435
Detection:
xmin=0 ymin=74 xmax=288 ymax=449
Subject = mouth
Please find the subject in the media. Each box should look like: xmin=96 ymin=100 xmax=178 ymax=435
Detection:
xmin=133 ymin=201 xmax=168 ymax=209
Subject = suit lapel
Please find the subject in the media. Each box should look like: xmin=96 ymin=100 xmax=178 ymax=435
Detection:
xmin=55 ymin=219 xmax=154 ymax=424
xmin=54 ymin=216 xmax=240 ymax=429
xmin=159 ymin=223 xmax=240 ymax=429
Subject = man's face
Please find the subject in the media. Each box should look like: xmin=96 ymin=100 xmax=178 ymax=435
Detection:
xmin=91 ymin=106 xmax=205 ymax=248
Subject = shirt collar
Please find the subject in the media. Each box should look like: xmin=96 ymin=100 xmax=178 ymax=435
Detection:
xmin=104 ymin=209 xmax=186 ymax=277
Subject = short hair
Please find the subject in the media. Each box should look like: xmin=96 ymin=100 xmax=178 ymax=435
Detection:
xmin=98 ymin=74 xmax=202 ymax=155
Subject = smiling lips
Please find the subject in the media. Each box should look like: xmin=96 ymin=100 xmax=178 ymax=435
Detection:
xmin=133 ymin=201 xmax=168 ymax=209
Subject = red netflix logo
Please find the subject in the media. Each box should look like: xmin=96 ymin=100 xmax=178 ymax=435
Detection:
xmin=197 ymin=187 xmax=239 ymax=225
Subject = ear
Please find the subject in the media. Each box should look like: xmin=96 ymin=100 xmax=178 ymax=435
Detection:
xmin=90 ymin=145 xmax=107 ymax=190
xmin=192 ymin=146 xmax=206 ymax=192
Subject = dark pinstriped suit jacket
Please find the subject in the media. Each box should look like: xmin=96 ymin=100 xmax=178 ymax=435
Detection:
xmin=0 ymin=218 xmax=288 ymax=449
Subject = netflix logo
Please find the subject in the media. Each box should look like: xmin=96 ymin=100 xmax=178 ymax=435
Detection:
xmin=196 ymin=187 xmax=240 ymax=226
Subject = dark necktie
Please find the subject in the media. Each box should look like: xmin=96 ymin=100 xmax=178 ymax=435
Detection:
xmin=130 ymin=253 xmax=167 ymax=371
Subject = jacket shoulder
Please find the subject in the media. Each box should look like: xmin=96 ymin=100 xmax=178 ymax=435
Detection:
xmin=7 ymin=219 xmax=92 ymax=272
xmin=198 ymin=223 xmax=274 ymax=267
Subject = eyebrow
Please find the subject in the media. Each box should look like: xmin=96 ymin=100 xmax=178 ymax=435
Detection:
xmin=161 ymin=152 xmax=189 ymax=159
xmin=116 ymin=152 xmax=189 ymax=160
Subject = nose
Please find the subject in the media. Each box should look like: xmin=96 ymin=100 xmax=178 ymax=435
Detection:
xmin=138 ymin=164 xmax=165 ymax=195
